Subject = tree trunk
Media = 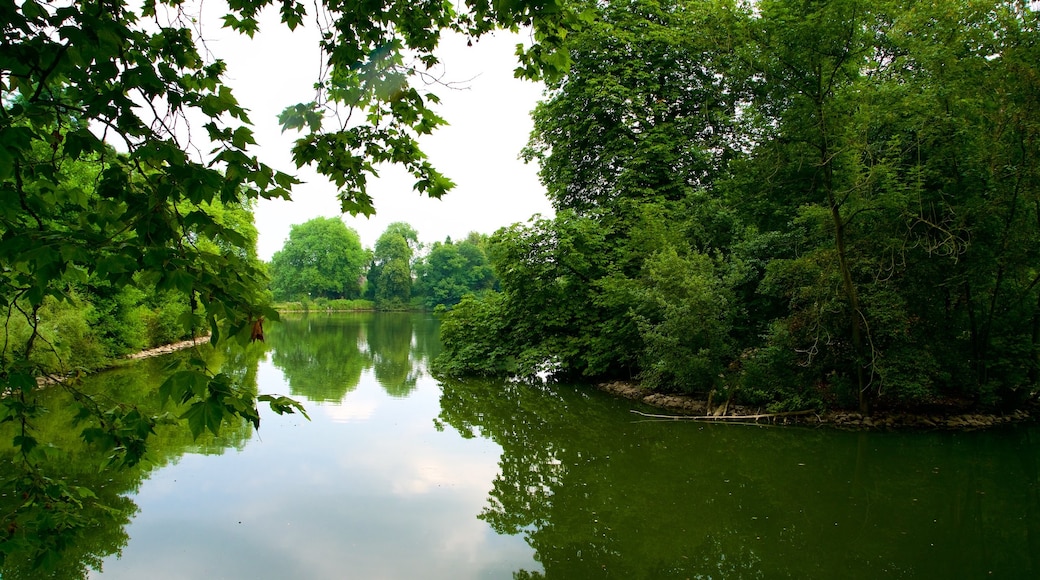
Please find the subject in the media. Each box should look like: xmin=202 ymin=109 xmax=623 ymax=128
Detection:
xmin=819 ymin=102 xmax=869 ymax=413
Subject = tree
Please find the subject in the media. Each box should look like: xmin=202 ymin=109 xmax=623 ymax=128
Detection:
xmin=440 ymin=0 xmax=1040 ymax=412
xmin=414 ymin=233 xmax=496 ymax=309
xmin=269 ymin=217 xmax=368 ymax=301
xmin=367 ymin=222 xmax=420 ymax=309
xmin=523 ymin=0 xmax=746 ymax=218
xmin=734 ymin=0 xmax=1040 ymax=410
xmin=439 ymin=0 xmax=745 ymax=390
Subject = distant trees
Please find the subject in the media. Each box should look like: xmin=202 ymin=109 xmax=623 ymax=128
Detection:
xmin=366 ymin=222 xmax=420 ymax=309
xmin=414 ymin=233 xmax=497 ymax=310
xmin=269 ymin=217 xmax=369 ymax=301
xmin=267 ymin=221 xmax=497 ymax=310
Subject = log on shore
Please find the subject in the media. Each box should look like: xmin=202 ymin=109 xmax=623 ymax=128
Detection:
xmin=630 ymin=409 xmax=816 ymax=421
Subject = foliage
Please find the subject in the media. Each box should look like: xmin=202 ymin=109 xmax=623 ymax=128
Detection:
xmin=438 ymin=0 xmax=746 ymax=390
xmin=437 ymin=292 xmax=519 ymax=377
xmin=366 ymin=222 xmax=420 ymax=310
xmin=268 ymin=217 xmax=369 ymax=301
xmin=439 ymin=0 xmax=1040 ymax=412
xmin=632 ymin=248 xmax=733 ymax=393
xmin=414 ymin=233 xmax=497 ymax=309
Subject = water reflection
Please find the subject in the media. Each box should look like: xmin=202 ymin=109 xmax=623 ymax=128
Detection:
xmin=267 ymin=314 xmax=368 ymax=402
xmin=6 ymin=314 xmax=1039 ymax=578
xmin=436 ymin=378 xmax=1040 ymax=579
xmin=0 ymin=342 xmax=264 ymax=578
xmin=94 ymin=313 xmax=529 ymax=579
xmin=267 ymin=312 xmax=439 ymax=401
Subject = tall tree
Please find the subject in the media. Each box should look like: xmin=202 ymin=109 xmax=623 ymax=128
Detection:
xmin=269 ymin=217 xmax=368 ymax=301
xmin=744 ymin=0 xmax=877 ymax=411
xmin=737 ymin=0 xmax=1040 ymax=409
xmin=441 ymin=0 xmax=1040 ymax=412
xmin=440 ymin=0 xmax=745 ymax=388
xmin=524 ymin=0 xmax=744 ymax=218
xmin=367 ymin=222 xmax=419 ymax=309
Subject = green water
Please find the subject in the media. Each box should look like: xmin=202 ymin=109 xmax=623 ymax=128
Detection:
xmin=3 ymin=313 xmax=1039 ymax=578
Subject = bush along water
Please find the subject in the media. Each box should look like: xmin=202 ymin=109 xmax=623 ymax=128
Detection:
xmin=434 ymin=0 xmax=1040 ymax=417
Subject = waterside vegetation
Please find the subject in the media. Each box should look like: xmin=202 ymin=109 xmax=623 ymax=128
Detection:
xmin=434 ymin=0 xmax=1040 ymax=417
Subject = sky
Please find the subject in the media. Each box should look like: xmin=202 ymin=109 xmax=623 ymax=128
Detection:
xmin=198 ymin=6 xmax=555 ymax=261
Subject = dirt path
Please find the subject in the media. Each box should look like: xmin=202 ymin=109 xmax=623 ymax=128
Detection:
xmin=32 ymin=335 xmax=212 ymax=387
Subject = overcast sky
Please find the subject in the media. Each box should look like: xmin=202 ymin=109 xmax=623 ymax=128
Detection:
xmin=199 ymin=6 xmax=554 ymax=260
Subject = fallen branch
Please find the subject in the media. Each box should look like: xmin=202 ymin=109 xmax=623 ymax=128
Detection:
xmin=630 ymin=409 xmax=816 ymax=421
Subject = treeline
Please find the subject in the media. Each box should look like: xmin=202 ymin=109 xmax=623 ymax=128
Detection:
xmin=434 ymin=0 xmax=1040 ymax=413
xmin=267 ymin=217 xmax=496 ymax=311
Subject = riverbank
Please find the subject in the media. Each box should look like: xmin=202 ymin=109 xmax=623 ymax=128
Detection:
xmin=35 ymin=335 xmax=210 ymax=387
xmin=597 ymin=380 xmax=1038 ymax=430
xmin=123 ymin=335 xmax=211 ymax=361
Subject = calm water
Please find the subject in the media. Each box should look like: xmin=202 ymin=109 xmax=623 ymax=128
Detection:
xmin=4 ymin=312 xmax=1039 ymax=578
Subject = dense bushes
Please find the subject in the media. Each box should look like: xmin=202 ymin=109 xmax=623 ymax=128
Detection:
xmin=0 ymin=288 xmax=203 ymax=377
xmin=434 ymin=0 xmax=1040 ymax=413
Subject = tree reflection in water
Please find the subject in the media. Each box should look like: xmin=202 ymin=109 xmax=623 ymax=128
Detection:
xmin=435 ymin=378 xmax=1040 ymax=579
xmin=5 ymin=315 xmax=1038 ymax=578
xmin=0 ymin=343 xmax=263 ymax=578
xmin=267 ymin=312 xmax=439 ymax=401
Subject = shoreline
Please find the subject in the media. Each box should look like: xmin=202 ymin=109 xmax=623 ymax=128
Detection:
xmin=35 ymin=335 xmax=210 ymax=387
xmin=597 ymin=381 xmax=1038 ymax=430
xmin=122 ymin=335 xmax=211 ymax=361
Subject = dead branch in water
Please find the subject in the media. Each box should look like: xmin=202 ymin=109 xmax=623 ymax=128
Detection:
xmin=630 ymin=409 xmax=816 ymax=421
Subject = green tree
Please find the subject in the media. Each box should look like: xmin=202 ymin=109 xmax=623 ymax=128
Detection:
xmin=367 ymin=222 xmax=419 ymax=309
xmin=269 ymin=217 xmax=369 ymax=301
xmin=414 ymin=233 xmax=496 ymax=309
xmin=733 ymin=0 xmax=1040 ymax=410
xmin=523 ymin=0 xmax=746 ymax=217
xmin=439 ymin=0 xmax=745 ymax=392
xmin=441 ymin=0 xmax=1040 ymax=413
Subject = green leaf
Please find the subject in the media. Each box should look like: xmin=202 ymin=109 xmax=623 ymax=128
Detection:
xmin=8 ymin=372 xmax=37 ymax=394
xmin=258 ymin=394 xmax=310 ymax=420
xmin=180 ymin=398 xmax=227 ymax=438
xmin=13 ymin=434 xmax=38 ymax=456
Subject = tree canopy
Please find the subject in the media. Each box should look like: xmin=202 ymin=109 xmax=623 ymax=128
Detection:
xmin=269 ymin=217 xmax=368 ymax=301
xmin=437 ymin=0 xmax=1040 ymax=413
xmin=366 ymin=221 xmax=420 ymax=309
xmin=414 ymin=233 xmax=496 ymax=309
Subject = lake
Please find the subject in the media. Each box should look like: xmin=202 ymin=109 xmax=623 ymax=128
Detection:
xmin=3 ymin=312 xmax=1039 ymax=578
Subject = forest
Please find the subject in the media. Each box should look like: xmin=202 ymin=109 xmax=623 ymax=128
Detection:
xmin=436 ymin=0 xmax=1040 ymax=414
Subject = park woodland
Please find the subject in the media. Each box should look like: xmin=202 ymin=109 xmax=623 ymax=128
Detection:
xmin=434 ymin=0 xmax=1040 ymax=415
